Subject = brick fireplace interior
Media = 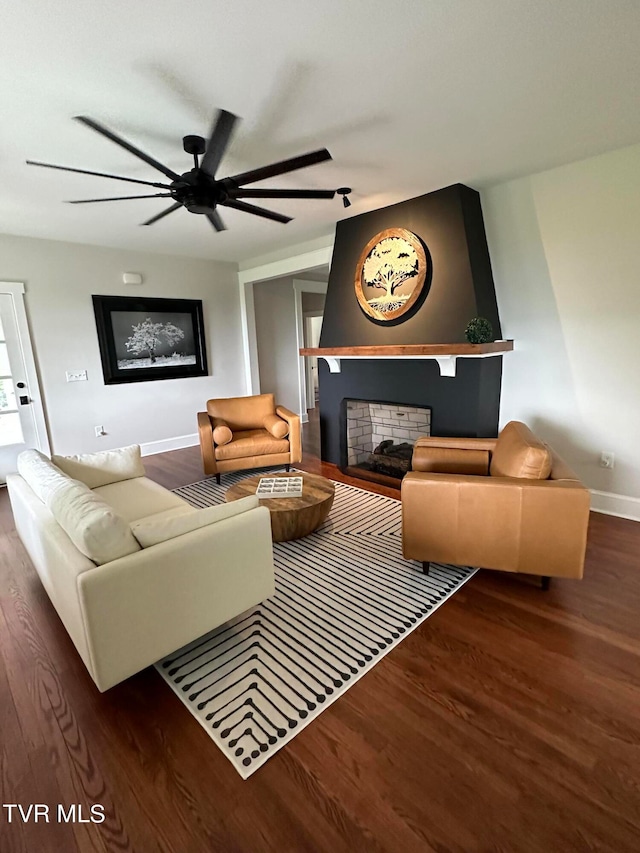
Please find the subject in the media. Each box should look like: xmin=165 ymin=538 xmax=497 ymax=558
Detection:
xmin=345 ymin=399 xmax=431 ymax=480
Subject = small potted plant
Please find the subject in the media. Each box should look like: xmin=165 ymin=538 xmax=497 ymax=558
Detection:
xmin=465 ymin=317 xmax=493 ymax=344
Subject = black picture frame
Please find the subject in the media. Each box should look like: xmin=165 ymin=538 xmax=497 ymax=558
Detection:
xmin=92 ymin=295 xmax=208 ymax=385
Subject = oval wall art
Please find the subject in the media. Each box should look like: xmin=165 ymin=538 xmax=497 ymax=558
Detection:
xmin=354 ymin=228 xmax=429 ymax=322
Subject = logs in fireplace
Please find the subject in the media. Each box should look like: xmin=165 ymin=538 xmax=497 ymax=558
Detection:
xmin=368 ymin=440 xmax=414 ymax=477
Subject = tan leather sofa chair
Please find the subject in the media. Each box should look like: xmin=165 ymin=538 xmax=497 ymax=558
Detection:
xmin=198 ymin=393 xmax=302 ymax=482
xmin=402 ymin=421 xmax=590 ymax=587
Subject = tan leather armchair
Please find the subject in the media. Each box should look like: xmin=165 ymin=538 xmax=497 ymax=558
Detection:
xmin=198 ymin=393 xmax=302 ymax=482
xmin=402 ymin=421 xmax=590 ymax=586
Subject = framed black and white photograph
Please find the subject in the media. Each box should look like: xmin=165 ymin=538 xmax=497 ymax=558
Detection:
xmin=92 ymin=295 xmax=208 ymax=384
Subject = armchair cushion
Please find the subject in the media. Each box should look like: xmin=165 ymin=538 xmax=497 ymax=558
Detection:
xmin=214 ymin=429 xmax=290 ymax=461
xmin=207 ymin=393 xmax=276 ymax=431
xmin=131 ymin=496 xmax=260 ymax=547
xmin=490 ymin=421 xmax=552 ymax=480
xmin=263 ymin=413 xmax=289 ymax=439
xmin=212 ymin=418 xmax=233 ymax=446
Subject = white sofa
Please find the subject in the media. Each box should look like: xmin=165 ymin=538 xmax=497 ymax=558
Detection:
xmin=7 ymin=446 xmax=275 ymax=692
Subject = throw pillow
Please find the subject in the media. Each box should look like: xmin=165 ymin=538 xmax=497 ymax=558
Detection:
xmin=17 ymin=449 xmax=72 ymax=503
xmin=52 ymin=445 xmax=145 ymax=489
xmin=264 ymin=413 xmax=289 ymax=439
xmin=131 ymin=495 xmax=260 ymax=548
xmin=47 ymin=477 xmax=140 ymax=565
xmin=212 ymin=419 xmax=233 ymax=446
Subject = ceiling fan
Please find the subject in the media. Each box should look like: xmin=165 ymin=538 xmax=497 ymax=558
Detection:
xmin=26 ymin=109 xmax=347 ymax=232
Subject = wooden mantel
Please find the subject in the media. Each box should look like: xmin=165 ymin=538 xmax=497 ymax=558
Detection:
xmin=299 ymin=340 xmax=514 ymax=378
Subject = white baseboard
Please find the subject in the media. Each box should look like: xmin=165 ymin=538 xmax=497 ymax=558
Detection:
xmin=590 ymin=489 xmax=640 ymax=522
xmin=140 ymin=433 xmax=199 ymax=457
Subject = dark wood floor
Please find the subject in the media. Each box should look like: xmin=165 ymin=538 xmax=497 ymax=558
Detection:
xmin=1 ymin=417 xmax=640 ymax=852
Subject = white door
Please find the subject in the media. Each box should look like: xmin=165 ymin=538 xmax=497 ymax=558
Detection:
xmin=0 ymin=286 xmax=49 ymax=482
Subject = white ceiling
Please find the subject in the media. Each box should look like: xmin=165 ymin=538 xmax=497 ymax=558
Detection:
xmin=2 ymin=1 xmax=640 ymax=263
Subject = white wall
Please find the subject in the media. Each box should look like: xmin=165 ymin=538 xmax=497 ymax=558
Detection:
xmin=253 ymin=275 xmax=328 ymax=416
xmin=0 ymin=233 xmax=245 ymax=456
xmin=253 ymin=276 xmax=300 ymax=413
xmin=482 ymin=142 xmax=640 ymax=520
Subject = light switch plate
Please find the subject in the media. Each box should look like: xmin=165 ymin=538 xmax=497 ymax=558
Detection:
xmin=66 ymin=370 xmax=87 ymax=382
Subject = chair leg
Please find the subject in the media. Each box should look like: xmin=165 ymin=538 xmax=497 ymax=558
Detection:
xmin=285 ymin=464 xmax=290 ymax=472
xmin=215 ymin=473 xmax=221 ymax=485
xmin=422 ymin=561 xmax=430 ymax=575
xmin=541 ymin=576 xmax=551 ymax=590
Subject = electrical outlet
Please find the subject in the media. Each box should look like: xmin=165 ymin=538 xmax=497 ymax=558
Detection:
xmin=600 ymin=451 xmax=615 ymax=469
xmin=94 ymin=425 xmax=105 ymax=437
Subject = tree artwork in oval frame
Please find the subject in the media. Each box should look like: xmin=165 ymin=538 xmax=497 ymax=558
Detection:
xmin=354 ymin=228 xmax=430 ymax=323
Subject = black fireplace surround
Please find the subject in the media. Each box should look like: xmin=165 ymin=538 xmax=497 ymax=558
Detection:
xmin=317 ymin=183 xmax=504 ymax=470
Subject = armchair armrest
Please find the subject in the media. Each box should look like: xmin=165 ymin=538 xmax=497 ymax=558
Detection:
xmin=197 ymin=411 xmax=217 ymax=475
xmin=412 ymin=436 xmax=497 ymax=475
xmin=414 ymin=436 xmax=498 ymax=451
xmin=276 ymin=405 xmax=302 ymax=463
xmin=402 ymin=471 xmax=590 ymax=578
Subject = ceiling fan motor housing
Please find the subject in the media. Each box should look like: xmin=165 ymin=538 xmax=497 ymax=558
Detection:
xmin=172 ymin=168 xmax=225 ymax=214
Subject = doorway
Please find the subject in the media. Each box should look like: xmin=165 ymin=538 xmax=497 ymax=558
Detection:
xmin=304 ymin=313 xmax=323 ymax=409
xmin=0 ymin=283 xmax=50 ymax=482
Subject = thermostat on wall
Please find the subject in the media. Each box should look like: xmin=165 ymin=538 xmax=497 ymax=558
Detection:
xmin=122 ymin=272 xmax=143 ymax=285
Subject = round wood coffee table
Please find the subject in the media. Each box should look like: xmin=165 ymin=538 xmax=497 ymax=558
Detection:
xmin=225 ymin=472 xmax=334 ymax=542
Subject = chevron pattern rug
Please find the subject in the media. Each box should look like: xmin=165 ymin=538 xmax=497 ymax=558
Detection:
xmin=156 ymin=471 xmax=475 ymax=778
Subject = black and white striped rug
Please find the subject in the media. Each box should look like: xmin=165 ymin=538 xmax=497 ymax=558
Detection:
xmin=156 ymin=471 xmax=475 ymax=778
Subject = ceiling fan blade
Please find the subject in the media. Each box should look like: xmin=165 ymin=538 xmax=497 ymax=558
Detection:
xmin=222 ymin=199 xmax=292 ymax=224
xmin=200 ymin=109 xmax=239 ymax=179
xmin=68 ymin=193 xmax=174 ymax=204
xmin=206 ymin=210 xmax=227 ymax=232
xmin=229 ymin=188 xmax=336 ymax=199
xmin=26 ymin=160 xmax=171 ymax=189
xmin=74 ymin=116 xmax=182 ymax=182
xmin=226 ymin=148 xmax=332 ymax=187
xmin=141 ymin=202 xmax=183 ymax=226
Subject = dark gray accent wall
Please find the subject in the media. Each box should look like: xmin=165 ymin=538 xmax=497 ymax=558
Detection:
xmin=317 ymin=183 xmax=504 ymax=467
xmin=320 ymin=183 xmax=501 ymax=348
xmin=319 ymin=359 xmax=503 ymax=466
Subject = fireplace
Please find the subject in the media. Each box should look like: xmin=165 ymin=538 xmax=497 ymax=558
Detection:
xmin=307 ymin=184 xmax=505 ymax=484
xmin=345 ymin=399 xmax=431 ymax=480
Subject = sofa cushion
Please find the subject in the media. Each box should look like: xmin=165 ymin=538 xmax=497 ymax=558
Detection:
xmin=214 ymin=428 xmax=290 ymax=461
xmin=17 ymin=449 xmax=72 ymax=503
xmin=47 ymin=478 xmax=140 ymax=565
xmin=207 ymin=393 xmax=275 ymax=431
xmin=131 ymin=495 xmax=260 ymax=548
xmin=92 ymin=477 xmax=190 ymax=522
xmin=51 ymin=445 xmax=145 ymax=489
xmin=263 ymin=413 xmax=289 ymax=439
xmin=490 ymin=421 xmax=552 ymax=480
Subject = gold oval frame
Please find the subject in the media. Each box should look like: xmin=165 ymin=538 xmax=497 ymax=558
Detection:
xmin=354 ymin=228 xmax=428 ymax=322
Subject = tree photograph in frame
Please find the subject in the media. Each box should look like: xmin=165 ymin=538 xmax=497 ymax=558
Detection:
xmin=92 ymin=295 xmax=208 ymax=384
